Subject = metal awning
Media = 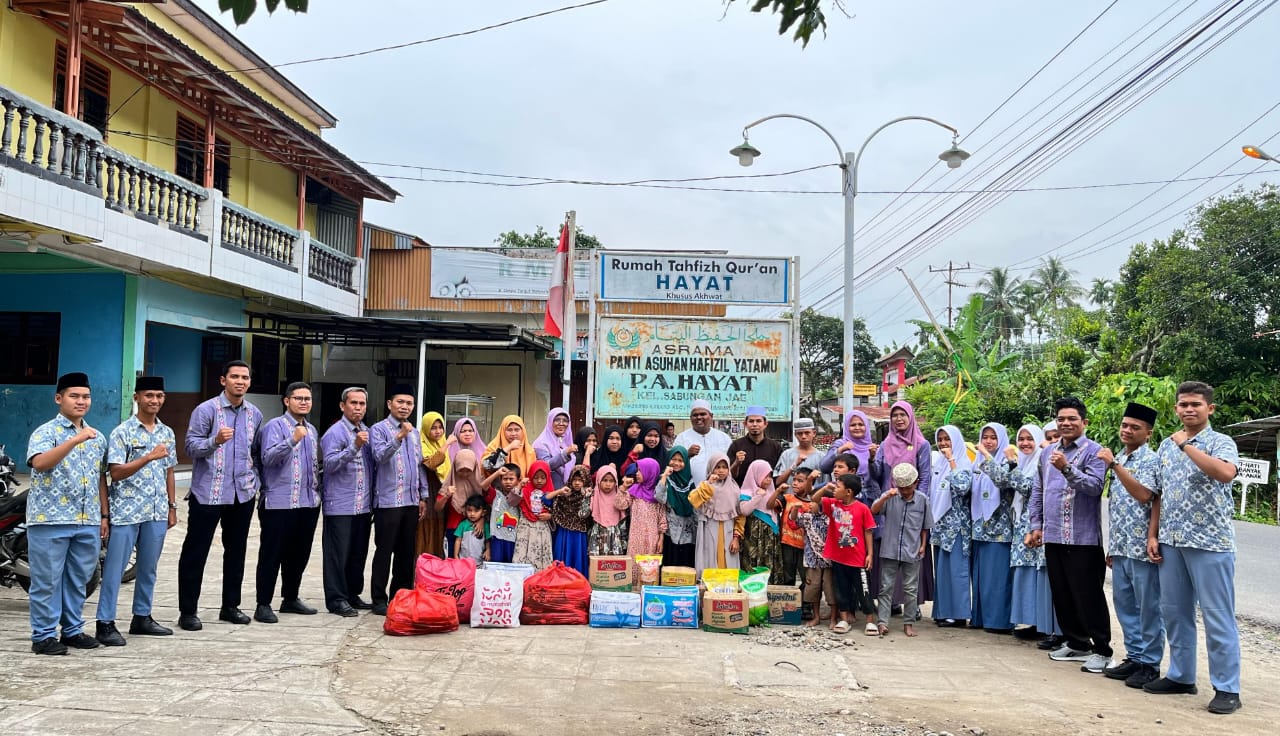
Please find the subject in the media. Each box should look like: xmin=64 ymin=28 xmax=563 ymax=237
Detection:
xmin=1225 ymin=415 xmax=1280 ymax=457
xmin=210 ymin=312 xmax=554 ymax=351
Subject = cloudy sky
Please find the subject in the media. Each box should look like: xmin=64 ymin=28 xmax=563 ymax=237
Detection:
xmin=193 ymin=0 xmax=1280 ymax=346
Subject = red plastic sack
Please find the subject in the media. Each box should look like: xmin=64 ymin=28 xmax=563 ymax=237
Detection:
xmin=520 ymin=561 xmax=592 ymax=625
xmin=415 ymin=553 xmax=476 ymax=623
xmin=383 ymin=589 xmax=459 ymax=636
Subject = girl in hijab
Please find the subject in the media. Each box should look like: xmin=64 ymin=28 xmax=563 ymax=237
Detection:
xmin=595 ymin=425 xmax=629 ymax=477
xmin=437 ymin=449 xmax=503 ymax=558
xmin=1042 ymin=421 xmax=1060 ymax=446
xmin=512 ymin=460 xmax=556 ymax=570
xmin=929 ymin=425 xmax=976 ymax=626
xmin=738 ymin=459 xmax=786 ymax=583
xmin=551 ymin=466 xmax=593 ymax=576
xmin=1004 ymin=423 xmax=1062 ymax=643
xmin=571 ymin=426 xmax=598 ymax=471
xmin=689 ymin=452 xmax=746 ymax=575
xmin=869 ymin=401 xmax=934 ymax=614
xmin=632 ymin=421 xmax=668 ymax=467
xmin=482 ymin=415 xmax=539 ymax=477
xmin=625 ymin=457 xmax=667 ymax=556
xmin=623 ymin=416 xmax=644 ymax=445
xmin=656 ymin=446 xmax=696 ymax=568
xmin=586 ymin=464 xmax=631 ymax=556
xmin=533 ymin=408 xmax=578 ymax=488
xmin=960 ymin=421 xmax=1018 ymax=632
xmin=416 ymin=411 xmax=450 ymax=557
xmin=820 ymin=410 xmax=877 ymax=492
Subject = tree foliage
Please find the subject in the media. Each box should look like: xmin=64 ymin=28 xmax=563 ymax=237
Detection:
xmin=217 ymin=0 xmax=307 ymax=26
xmin=727 ymin=0 xmax=848 ymax=46
xmin=794 ymin=308 xmax=877 ymax=407
xmin=493 ymin=225 xmax=602 ymax=250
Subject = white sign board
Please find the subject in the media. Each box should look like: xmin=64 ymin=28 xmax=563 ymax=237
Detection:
xmin=599 ymin=252 xmax=790 ymax=304
xmin=1236 ymin=457 xmax=1272 ymax=516
xmin=430 ymin=248 xmax=589 ymax=299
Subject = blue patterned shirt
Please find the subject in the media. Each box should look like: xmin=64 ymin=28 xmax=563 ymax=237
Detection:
xmin=971 ymin=459 xmax=1017 ymax=543
xmin=25 ymin=414 xmax=108 ymax=525
xmin=1029 ymin=437 xmax=1107 ymax=546
xmin=931 ymin=469 xmax=973 ymax=556
xmin=257 ymin=414 xmax=320 ymax=510
xmin=1002 ymin=470 xmax=1045 ymax=568
xmin=797 ymin=510 xmax=831 ymax=569
xmin=106 ymin=415 xmax=177 ymax=525
xmin=1107 ymin=444 xmax=1160 ymax=561
xmin=1153 ymin=426 xmax=1239 ymax=553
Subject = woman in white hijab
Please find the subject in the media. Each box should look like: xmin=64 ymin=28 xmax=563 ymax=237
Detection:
xmin=929 ymin=425 xmax=975 ymax=626
xmin=1004 ymin=423 xmax=1063 ymax=645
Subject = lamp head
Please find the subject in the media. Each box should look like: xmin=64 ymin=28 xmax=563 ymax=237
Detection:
xmin=730 ymin=140 xmax=761 ymax=167
xmin=938 ymin=143 xmax=970 ymax=170
xmin=1242 ymin=145 xmax=1275 ymax=162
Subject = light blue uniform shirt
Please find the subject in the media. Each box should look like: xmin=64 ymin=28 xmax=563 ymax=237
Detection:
xmin=106 ymin=415 xmax=177 ymax=525
xmin=25 ymin=414 xmax=108 ymax=525
xmin=1107 ymin=444 xmax=1160 ymax=561
xmin=1153 ymin=426 xmax=1239 ymax=553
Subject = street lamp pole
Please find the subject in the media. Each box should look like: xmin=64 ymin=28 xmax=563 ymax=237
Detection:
xmin=733 ymin=115 xmax=968 ymax=416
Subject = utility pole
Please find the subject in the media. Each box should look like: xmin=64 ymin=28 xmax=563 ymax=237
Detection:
xmin=929 ymin=261 xmax=978 ymax=328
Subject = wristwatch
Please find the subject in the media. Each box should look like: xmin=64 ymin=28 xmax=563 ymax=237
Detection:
xmin=168 ymin=501 xmax=178 ymax=510
xmin=1178 ymin=439 xmax=1192 ymax=451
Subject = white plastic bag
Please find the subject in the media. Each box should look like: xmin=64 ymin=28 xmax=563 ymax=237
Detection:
xmin=470 ymin=566 xmax=525 ymax=628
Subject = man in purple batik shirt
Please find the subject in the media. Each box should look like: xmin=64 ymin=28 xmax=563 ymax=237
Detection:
xmin=177 ymin=360 xmax=262 ymax=632
xmin=1027 ymin=395 xmax=1112 ymax=674
xmin=320 ymin=387 xmax=376 ymax=617
xmin=367 ymin=384 xmax=429 ymax=615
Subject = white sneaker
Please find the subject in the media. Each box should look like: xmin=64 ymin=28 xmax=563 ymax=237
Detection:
xmin=1080 ymin=653 xmax=1110 ymax=673
xmin=1049 ymin=645 xmax=1091 ymax=662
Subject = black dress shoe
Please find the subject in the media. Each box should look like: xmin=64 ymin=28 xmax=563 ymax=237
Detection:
xmin=329 ymin=603 xmax=359 ymax=618
xmin=371 ymin=601 xmax=388 ymax=616
xmin=32 ymin=637 xmax=68 ymax=655
xmin=95 ymin=621 xmax=126 ymax=647
xmin=350 ymin=597 xmax=373 ymax=610
xmin=280 ymin=598 xmax=318 ymax=615
xmin=1037 ymin=635 xmax=1067 ymax=651
xmin=60 ymin=631 xmax=100 ymax=649
xmin=219 ymin=607 xmax=251 ymax=625
xmin=178 ymin=614 xmax=203 ymax=631
xmin=254 ymin=604 xmax=278 ymax=624
xmin=130 ymin=615 xmax=173 ymax=636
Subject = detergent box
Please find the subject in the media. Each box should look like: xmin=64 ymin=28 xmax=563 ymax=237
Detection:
xmin=588 ymin=590 xmax=641 ymax=628
xmin=588 ymin=555 xmax=634 ymax=592
xmin=639 ymin=585 xmax=699 ymax=629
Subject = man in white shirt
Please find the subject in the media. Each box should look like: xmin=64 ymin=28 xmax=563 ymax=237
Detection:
xmin=672 ymin=399 xmax=732 ymax=484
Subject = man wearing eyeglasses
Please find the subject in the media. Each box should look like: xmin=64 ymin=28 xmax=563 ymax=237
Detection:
xmin=252 ymin=381 xmax=321 ymax=623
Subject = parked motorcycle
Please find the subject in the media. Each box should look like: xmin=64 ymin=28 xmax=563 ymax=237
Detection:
xmin=0 ymin=444 xmax=17 ymax=497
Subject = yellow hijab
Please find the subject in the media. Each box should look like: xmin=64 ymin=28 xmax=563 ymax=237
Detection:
xmin=419 ymin=411 xmax=450 ymax=482
xmin=485 ymin=414 xmax=538 ymax=477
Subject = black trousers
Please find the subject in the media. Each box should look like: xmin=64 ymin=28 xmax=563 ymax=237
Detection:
xmin=1045 ymin=542 xmax=1113 ymax=657
xmin=255 ymin=505 xmax=320 ymax=605
xmin=322 ymin=512 xmax=372 ymax=611
xmin=371 ymin=505 xmax=418 ymax=606
xmin=661 ymin=536 xmax=696 ymax=568
xmin=178 ymin=497 xmax=255 ymax=615
xmin=832 ymin=561 xmax=876 ymax=615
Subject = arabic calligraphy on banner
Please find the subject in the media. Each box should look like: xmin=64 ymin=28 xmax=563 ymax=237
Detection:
xmin=595 ymin=317 xmax=792 ymax=419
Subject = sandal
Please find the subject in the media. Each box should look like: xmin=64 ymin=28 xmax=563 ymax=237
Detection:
xmin=833 ymin=620 xmax=851 ymax=634
xmin=865 ymin=622 xmax=880 ymax=636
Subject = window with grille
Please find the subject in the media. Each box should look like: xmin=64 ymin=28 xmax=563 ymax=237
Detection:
xmin=176 ymin=115 xmax=231 ymax=196
xmin=0 ymin=312 xmax=61 ymax=385
xmin=53 ymin=44 xmax=110 ymax=136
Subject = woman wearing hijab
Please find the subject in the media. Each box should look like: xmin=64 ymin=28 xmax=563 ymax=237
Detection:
xmin=440 ymin=417 xmax=490 ymax=555
xmin=820 ymin=410 xmax=877 ymax=490
xmin=930 ymin=425 xmax=975 ymax=626
xmin=738 ymin=459 xmax=786 ymax=583
xmin=533 ymin=408 xmax=578 ymax=488
xmin=625 ymin=457 xmax=666 ymax=556
xmin=571 ymin=427 xmax=598 ymax=471
xmin=482 ymin=415 xmax=538 ymax=477
xmin=587 ymin=464 xmax=631 ymax=556
xmin=595 ymin=425 xmax=629 ymax=475
xmin=416 ymin=411 xmax=450 ymax=557
xmin=635 ymin=421 xmax=669 ymax=466
xmin=656 ymin=446 xmax=697 ymax=568
xmin=623 ymin=416 xmax=644 ymax=445
xmin=1004 ymin=423 xmax=1063 ymax=643
xmin=689 ymin=451 xmax=745 ymax=574
xmin=869 ymin=401 xmax=934 ymax=612
xmin=963 ymin=421 xmax=1018 ymax=632
xmin=439 ymin=449 xmax=503 ymax=558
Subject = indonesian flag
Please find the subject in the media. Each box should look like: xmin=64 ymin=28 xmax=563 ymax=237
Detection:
xmin=544 ymin=219 xmax=574 ymax=338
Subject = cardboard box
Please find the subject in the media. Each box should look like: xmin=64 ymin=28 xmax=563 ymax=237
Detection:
xmin=767 ymin=585 xmax=803 ymax=625
xmin=660 ymin=566 xmax=697 ymax=587
xmin=589 ymin=591 xmax=641 ymax=628
xmin=588 ymin=555 xmax=634 ymax=591
xmin=701 ymin=591 xmax=750 ymax=634
xmin=640 ymin=585 xmax=699 ymax=629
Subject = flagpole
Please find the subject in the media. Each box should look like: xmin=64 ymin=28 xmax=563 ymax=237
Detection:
xmin=562 ymin=210 xmax=576 ymax=411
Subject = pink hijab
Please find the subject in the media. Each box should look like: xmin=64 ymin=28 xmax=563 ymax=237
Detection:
xmin=590 ymin=464 xmax=626 ymax=528
xmin=737 ymin=459 xmax=777 ymax=522
xmin=697 ymin=451 xmax=741 ymax=522
xmin=881 ymin=400 xmax=927 ymax=469
xmin=447 ymin=417 xmax=488 ymax=465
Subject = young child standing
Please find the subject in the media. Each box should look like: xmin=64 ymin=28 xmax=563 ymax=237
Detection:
xmin=438 ymin=449 xmax=502 ymax=557
xmin=454 ymin=494 xmax=491 ymax=563
xmin=738 ymin=459 xmax=785 ymax=581
xmin=656 ymin=447 xmax=697 ymax=568
xmin=811 ymin=472 xmax=877 ymax=635
xmin=625 ymin=458 xmax=667 ymax=557
xmin=586 ymin=464 xmax=631 ymax=556
xmin=550 ymin=466 xmax=593 ymax=576
xmin=795 ymin=456 xmax=856 ymax=629
xmin=870 ymin=463 xmax=933 ymax=637
xmin=487 ymin=464 xmax=522 ymax=563
xmin=689 ymin=452 xmax=745 ymax=575
xmin=512 ymin=460 xmax=556 ymax=570
xmin=779 ymin=467 xmax=814 ymax=589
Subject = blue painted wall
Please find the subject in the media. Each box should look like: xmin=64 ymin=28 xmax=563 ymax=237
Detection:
xmin=145 ymin=323 xmax=204 ymax=393
xmin=0 ymin=271 xmax=125 ymax=470
xmin=130 ymin=277 xmax=245 ymax=378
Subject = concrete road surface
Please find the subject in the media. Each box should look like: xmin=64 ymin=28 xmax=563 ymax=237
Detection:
xmin=1233 ymin=519 xmax=1280 ymax=626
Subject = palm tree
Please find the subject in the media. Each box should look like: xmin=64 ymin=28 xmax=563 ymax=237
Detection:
xmin=1088 ymin=277 xmax=1115 ymax=307
xmin=1031 ymin=256 xmax=1083 ymax=314
xmin=976 ymin=267 xmax=1024 ymax=340
xmin=1015 ymin=282 xmax=1046 ymax=343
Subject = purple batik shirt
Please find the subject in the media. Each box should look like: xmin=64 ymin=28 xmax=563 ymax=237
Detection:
xmin=186 ymin=393 xmax=262 ymax=505
xmin=369 ymin=415 xmax=430 ymax=509
xmin=1028 ymin=436 xmax=1107 ymax=546
xmin=257 ymin=414 xmax=320 ymax=510
xmin=320 ymin=417 xmax=375 ymax=516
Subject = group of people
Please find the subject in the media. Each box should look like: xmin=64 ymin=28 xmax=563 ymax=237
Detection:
xmin=21 ymin=365 xmax=1245 ymax=715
